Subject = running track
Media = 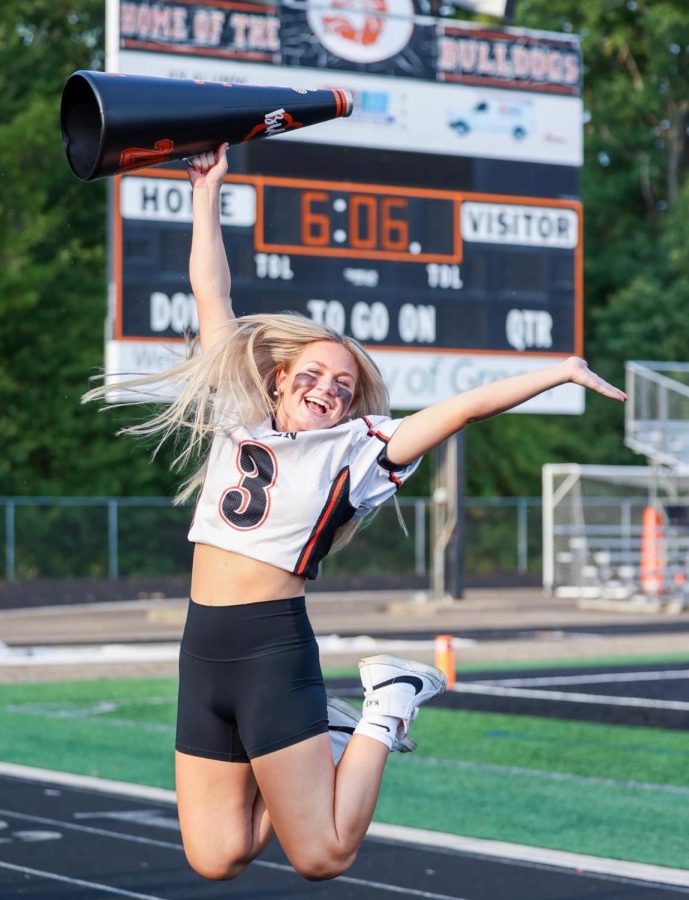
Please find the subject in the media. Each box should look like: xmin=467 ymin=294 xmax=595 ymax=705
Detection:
xmin=2 ymin=663 xmax=688 ymax=897
xmin=0 ymin=766 xmax=687 ymax=899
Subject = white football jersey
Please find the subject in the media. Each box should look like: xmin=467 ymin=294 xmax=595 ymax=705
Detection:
xmin=188 ymin=414 xmax=421 ymax=579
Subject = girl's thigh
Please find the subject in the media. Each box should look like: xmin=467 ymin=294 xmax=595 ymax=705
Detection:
xmin=250 ymin=734 xmax=340 ymax=871
xmin=175 ymin=750 xmax=268 ymax=879
xmin=250 ymin=731 xmax=387 ymax=879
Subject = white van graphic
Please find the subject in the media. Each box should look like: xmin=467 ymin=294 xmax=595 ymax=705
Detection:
xmin=449 ymin=99 xmax=533 ymax=141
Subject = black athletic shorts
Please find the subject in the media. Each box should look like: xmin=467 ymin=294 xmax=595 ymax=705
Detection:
xmin=175 ymin=596 xmax=328 ymax=762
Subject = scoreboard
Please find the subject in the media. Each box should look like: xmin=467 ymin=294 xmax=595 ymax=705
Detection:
xmin=116 ymin=168 xmax=581 ymax=355
xmin=107 ymin=0 xmax=584 ymax=412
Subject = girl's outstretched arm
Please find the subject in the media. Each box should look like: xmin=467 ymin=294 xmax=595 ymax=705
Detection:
xmin=187 ymin=143 xmax=236 ymax=351
xmin=385 ymin=357 xmax=627 ymax=466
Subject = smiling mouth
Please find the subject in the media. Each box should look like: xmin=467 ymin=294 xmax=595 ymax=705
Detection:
xmin=304 ymin=396 xmax=330 ymax=415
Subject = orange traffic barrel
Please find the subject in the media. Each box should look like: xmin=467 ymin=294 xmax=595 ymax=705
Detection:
xmin=434 ymin=634 xmax=456 ymax=688
xmin=640 ymin=505 xmax=664 ymax=596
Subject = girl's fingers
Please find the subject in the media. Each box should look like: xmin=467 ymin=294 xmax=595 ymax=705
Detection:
xmin=186 ymin=149 xmax=218 ymax=172
xmin=572 ymin=362 xmax=627 ymax=402
xmin=589 ymin=375 xmax=627 ymax=402
xmin=186 ymin=144 xmax=228 ymax=183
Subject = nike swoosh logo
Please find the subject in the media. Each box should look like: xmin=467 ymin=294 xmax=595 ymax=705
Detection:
xmin=370 ymin=722 xmax=390 ymax=732
xmin=371 ymin=675 xmax=424 ymax=694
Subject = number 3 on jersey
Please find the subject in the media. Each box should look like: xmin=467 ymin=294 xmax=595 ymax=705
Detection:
xmin=221 ymin=441 xmax=277 ymax=530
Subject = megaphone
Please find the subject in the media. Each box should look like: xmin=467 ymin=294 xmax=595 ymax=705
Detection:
xmin=60 ymin=70 xmax=353 ymax=182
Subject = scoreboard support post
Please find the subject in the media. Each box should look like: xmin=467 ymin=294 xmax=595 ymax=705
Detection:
xmin=446 ymin=432 xmax=466 ymax=600
xmin=431 ymin=432 xmax=466 ymax=600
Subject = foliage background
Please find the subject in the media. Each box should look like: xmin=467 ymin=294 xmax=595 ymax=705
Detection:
xmin=2 ymin=0 xmax=689 ymax=503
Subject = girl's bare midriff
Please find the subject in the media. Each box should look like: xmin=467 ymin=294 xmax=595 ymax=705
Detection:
xmin=190 ymin=542 xmax=307 ymax=605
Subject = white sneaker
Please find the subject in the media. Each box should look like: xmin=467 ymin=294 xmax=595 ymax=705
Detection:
xmin=327 ymin=695 xmax=416 ymax=764
xmin=358 ymin=655 xmax=447 ymax=736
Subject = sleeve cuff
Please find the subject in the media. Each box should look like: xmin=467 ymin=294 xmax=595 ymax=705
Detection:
xmin=376 ymin=445 xmax=411 ymax=473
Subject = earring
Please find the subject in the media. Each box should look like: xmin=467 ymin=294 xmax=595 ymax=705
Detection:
xmin=273 ymin=390 xmax=279 ymax=397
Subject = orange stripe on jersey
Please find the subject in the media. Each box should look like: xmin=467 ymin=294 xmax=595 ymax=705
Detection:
xmin=363 ymin=415 xmax=390 ymax=443
xmin=295 ymin=467 xmax=350 ymax=577
xmin=362 ymin=417 xmax=406 ymax=487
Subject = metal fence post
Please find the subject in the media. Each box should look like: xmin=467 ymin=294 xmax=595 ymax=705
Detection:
xmin=517 ymin=497 xmax=528 ymax=573
xmin=542 ymin=466 xmax=554 ymax=594
xmin=107 ymin=499 xmax=119 ymax=580
xmin=414 ymin=499 xmax=426 ymax=576
xmin=659 ymin=384 xmax=668 ymax=460
xmin=5 ymin=500 xmax=15 ymax=582
xmin=621 ymin=499 xmax=632 ymax=562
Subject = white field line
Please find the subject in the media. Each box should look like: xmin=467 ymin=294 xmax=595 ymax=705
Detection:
xmin=0 ymin=860 xmax=167 ymax=899
xmin=0 ymin=599 xmax=180 ymax=618
xmin=453 ymin=682 xmax=689 ymax=711
xmin=0 ymin=806 xmax=466 ymax=900
xmin=317 ymin=635 xmax=476 ymax=652
xmin=5 ymin=695 xmax=689 ymax=799
xmin=0 ymin=643 xmax=180 ymax=666
xmin=4 ymin=697 xmax=689 ymax=798
xmin=396 ymin=755 xmax=689 ymax=797
xmin=30 ymin=715 xmax=173 ymax=734
xmin=365 ymin=823 xmax=689 ymax=890
xmin=2 ymin=697 xmax=176 ymax=733
xmin=0 ymin=763 xmax=688 ymax=888
xmin=3 ymin=697 xmax=174 ymax=715
xmin=0 ymin=635 xmax=475 ymax=667
xmin=0 ymin=763 xmax=177 ymax=802
xmin=481 ymin=668 xmax=689 ymax=687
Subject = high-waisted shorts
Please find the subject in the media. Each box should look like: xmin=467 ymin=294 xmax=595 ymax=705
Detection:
xmin=175 ymin=596 xmax=328 ymax=762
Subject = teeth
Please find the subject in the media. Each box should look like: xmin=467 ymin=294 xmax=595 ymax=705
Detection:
xmin=305 ymin=395 xmax=329 ymax=411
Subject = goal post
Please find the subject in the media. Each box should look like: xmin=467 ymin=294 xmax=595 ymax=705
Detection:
xmin=542 ymin=463 xmax=689 ymax=605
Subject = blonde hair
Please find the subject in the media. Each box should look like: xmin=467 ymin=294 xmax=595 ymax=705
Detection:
xmin=83 ymin=312 xmax=394 ymax=551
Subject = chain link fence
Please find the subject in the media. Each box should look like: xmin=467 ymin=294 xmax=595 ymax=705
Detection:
xmin=0 ymin=496 xmax=541 ymax=584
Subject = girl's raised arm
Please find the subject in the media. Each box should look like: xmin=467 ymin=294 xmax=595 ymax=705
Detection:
xmin=385 ymin=357 xmax=627 ymax=466
xmin=187 ymin=143 xmax=237 ymax=352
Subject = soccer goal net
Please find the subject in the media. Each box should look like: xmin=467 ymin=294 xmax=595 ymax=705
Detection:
xmin=542 ymin=464 xmax=689 ymax=605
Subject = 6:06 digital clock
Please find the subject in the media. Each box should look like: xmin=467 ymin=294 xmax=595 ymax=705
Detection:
xmin=254 ymin=176 xmax=461 ymax=264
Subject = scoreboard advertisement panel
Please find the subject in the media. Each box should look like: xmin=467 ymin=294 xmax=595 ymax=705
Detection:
xmin=106 ymin=0 xmax=584 ymax=413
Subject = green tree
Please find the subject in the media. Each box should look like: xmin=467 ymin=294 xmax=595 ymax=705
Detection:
xmin=462 ymin=0 xmax=689 ymax=495
xmin=3 ymin=1 xmax=689 ymax=503
xmin=0 ymin=0 xmax=179 ymax=496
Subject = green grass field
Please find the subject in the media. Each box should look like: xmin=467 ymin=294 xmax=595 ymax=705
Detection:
xmin=326 ymin=650 xmax=689 ymax=679
xmin=1 ymin=671 xmax=687 ymax=870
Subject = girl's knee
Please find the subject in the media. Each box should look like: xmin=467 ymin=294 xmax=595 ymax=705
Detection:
xmin=292 ymin=845 xmax=357 ymax=881
xmin=184 ymin=845 xmax=254 ymax=881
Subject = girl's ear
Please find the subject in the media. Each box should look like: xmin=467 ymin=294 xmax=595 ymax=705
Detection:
xmin=274 ymin=367 xmax=287 ymax=393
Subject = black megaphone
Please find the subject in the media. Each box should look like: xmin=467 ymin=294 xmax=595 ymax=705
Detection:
xmin=60 ymin=70 xmax=353 ymax=182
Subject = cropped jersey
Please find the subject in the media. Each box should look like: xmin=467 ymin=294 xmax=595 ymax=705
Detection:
xmin=187 ymin=413 xmax=421 ymax=579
